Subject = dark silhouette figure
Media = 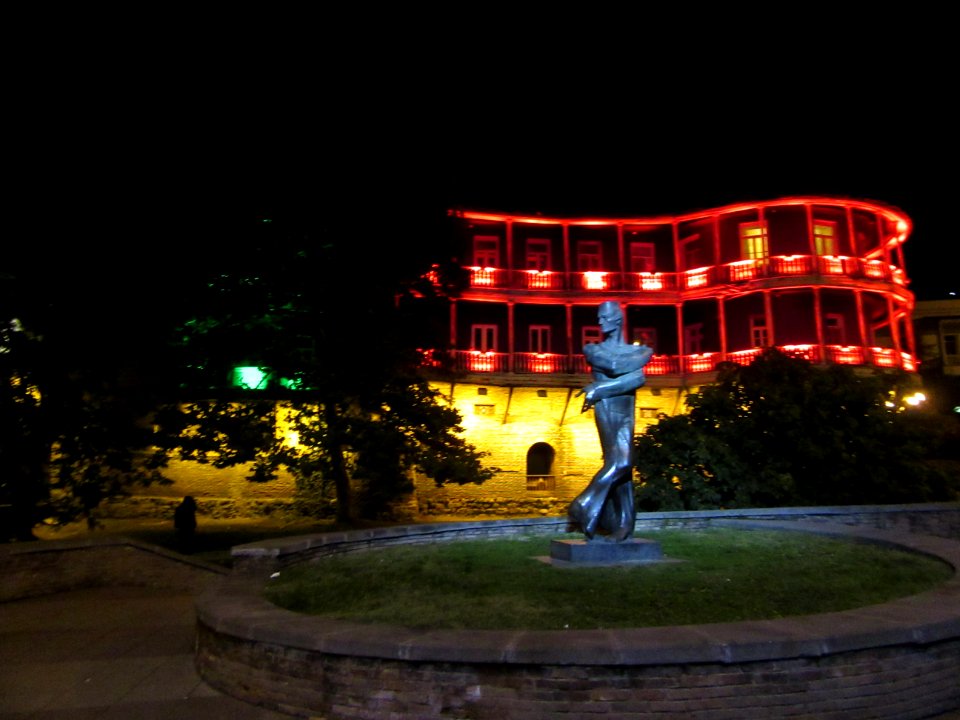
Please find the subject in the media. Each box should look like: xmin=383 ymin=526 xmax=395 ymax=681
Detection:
xmin=173 ymin=496 xmax=197 ymax=549
xmin=568 ymin=301 xmax=653 ymax=541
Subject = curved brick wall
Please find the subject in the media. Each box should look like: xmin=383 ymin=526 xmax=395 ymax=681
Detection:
xmin=195 ymin=507 xmax=960 ymax=720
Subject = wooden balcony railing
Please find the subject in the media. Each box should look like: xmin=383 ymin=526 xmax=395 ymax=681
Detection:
xmin=437 ymin=346 xmax=916 ymax=375
xmin=463 ymin=256 xmax=905 ymax=293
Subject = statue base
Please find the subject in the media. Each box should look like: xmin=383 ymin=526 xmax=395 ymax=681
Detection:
xmin=548 ymin=537 xmax=664 ymax=566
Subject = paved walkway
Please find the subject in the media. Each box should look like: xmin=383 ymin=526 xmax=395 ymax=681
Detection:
xmin=0 ymin=585 xmax=295 ymax=719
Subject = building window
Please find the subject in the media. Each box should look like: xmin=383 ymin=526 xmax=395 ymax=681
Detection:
xmin=473 ymin=236 xmax=499 ymax=267
xmin=471 ymin=324 xmax=497 ymax=351
xmin=750 ymin=315 xmax=768 ymax=347
xmin=684 ymin=323 xmax=704 ymax=355
xmin=629 ymin=242 xmax=655 ymax=272
xmin=680 ymin=233 xmax=702 ymax=269
xmin=639 ymin=407 xmax=660 ymax=419
xmin=529 ymin=324 xmax=551 ymax=353
xmin=740 ymin=222 xmax=769 ymax=260
xmin=825 ymin=313 xmax=846 ymax=345
xmin=577 ymin=241 xmax=603 ymax=271
xmin=477 ymin=387 xmax=488 ymax=395
xmin=474 ymin=404 xmax=496 ymax=416
xmin=582 ymin=325 xmax=602 ymax=347
xmin=942 ymin=320 xmax=960 ymax=366
xmin=526 ymin=239 xmax=551 ymax=270
xmin=526 ymin=442 xmax=555 ymax=491
xmin=814 ymin=221 xmax=838 ymax=256
xmin=632 ymin=327 xmax=657 ymax=349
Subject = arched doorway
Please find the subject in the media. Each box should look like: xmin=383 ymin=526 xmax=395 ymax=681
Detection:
xmin=526 ymin=442 xmax=555 ymax=491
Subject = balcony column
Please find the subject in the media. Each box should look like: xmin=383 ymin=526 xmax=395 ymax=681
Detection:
xmin=565 ymin=303 xmax=574 ymax=373
xmin=508 ymin=301 xmax=515 ymax=373
xmin=804 ymin=203 xmax=817 ymax=256
xmin=506 ymin=219 xmax=514 ymax=276
xmin=675 ymin=303 xmax=684 ymax=374
xmin=887 ymin=294 xmax=903 ymax=362
xmin=563 ymin=223 xmax=570 ymax=290
xmin=450 ymin=298 xmax=457 ymax=349
xmin=718 ymin=297 xmax=728 ymax=357
xmin=814 ymin=287 xmax=824 ymax=363
xmin=617 ymin=222 xmax=626 ymax=290
xmin=903 ymin=298 xmax=917 ymax=361
xmin=845 ymin=206 xmax=858 ymax=257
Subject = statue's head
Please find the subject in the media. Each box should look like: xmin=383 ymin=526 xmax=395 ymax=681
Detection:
xmin=597 ymin=301 xmax=622 ymax=335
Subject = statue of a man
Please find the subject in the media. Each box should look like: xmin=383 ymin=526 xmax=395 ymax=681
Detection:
xmin=568 ymin=301 xmax=653 ymax=541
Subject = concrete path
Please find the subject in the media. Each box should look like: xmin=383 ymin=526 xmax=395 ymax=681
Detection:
xmin=0 ymin=585 xmax=295 ymax=719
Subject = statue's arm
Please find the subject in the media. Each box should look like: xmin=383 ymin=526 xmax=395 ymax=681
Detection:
xmin=584 ymin=343 xmax=653 ymax=376
xmin=577 ymin=368 xmax=646 ymax=412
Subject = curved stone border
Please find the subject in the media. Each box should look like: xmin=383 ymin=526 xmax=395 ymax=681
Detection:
xmin=196 ymin=513 xmax=960 ymax=719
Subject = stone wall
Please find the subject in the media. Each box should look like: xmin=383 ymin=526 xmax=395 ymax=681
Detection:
xmin=198 ymin=509 xmax=960 ymax=720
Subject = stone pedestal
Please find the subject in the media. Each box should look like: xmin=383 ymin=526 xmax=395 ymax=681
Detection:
xmin=549 ymin=538 xmax=663 ymax=566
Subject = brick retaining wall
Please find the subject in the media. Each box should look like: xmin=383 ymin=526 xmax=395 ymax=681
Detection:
xmin=196 ymin=505 xmax=960 ymax=720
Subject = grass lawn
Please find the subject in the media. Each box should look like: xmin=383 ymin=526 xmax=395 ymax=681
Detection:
xmin=33 ymin=518 xmax=955 ymax=631
xmin=262 ymin=529 xmax=955 ymax=631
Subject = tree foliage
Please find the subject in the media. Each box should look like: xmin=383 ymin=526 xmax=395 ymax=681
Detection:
xmin=164 ymin=213 xmax=494 ymax=522
xmin=634 ymin=348 xmax=959 ymax=510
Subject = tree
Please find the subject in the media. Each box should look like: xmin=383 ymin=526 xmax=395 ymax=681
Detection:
xmin=164 ymin=211 xmax=494 ymax=523
xmin=634 ymin=347 xmax=959 ymax=510
xmin=1 ymin=260 xmax=175 ymax=540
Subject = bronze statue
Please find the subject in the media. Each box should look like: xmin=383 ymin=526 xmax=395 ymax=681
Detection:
xmin=568 ymin=301 xmax=653 ymax=541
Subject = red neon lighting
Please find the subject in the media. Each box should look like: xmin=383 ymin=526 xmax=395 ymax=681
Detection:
xmin=638 ymin=272 xmax=664 ymax=290
xmin=686 ymin=353 xmax=714 ymax=372
xmin=863 ymin=260 xmax=886 ymax=279
xmin=728 ymin=260 xmax=759 ymax=281
xmin=728 ymin=349 xmax=762 ymax=365
xmin=582 ymin=272 xmax=608 ymax=290
xmin=827 ymin=346 xmax=865 ymax=365
xmin=870 ymin=347 xmax=898 ymax=368
xmin=684 ymin=268 xmax=709 ymax=289
xmin=780 ymin=344 xmax=817 ymax=361
xmin=820 ymin=256 xmax=846 ymax=275
xmin=529 ymin=353 xmax=556 ymax=373
xmin=468 ymin=351 xmax=496 ymax=372
xmin=470 ymin=267 xmax=497 ymax=287
xmin=772 ymin=256 xmax=811 ymax=275
xmin=525 ymin=270 xmax=554 ymax=289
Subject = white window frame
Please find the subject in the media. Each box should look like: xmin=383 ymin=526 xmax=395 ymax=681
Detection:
xmin=814 ymin=220 xmax=838 ymax=256
xmin=750 ymin=315 xmax=768 ymax=347
xmin=473 ymin=236 xmax=499 ymax=267
xmin=629 ymin=242 xmax=656 ymax=272
xmin=740 ymin=222 xmax=769 ymax=260
xmin=526 ymin=238 xmax=551 ymax=270
xmin=577 ymin=240 xmax=603 ymax=271
xmin=825 ymin=313 xmax=846 ymax=344
xmin=471 ymin=324 xmax=497 ymax=352
xmin=528 ymin=324 xmax=551 ymax=353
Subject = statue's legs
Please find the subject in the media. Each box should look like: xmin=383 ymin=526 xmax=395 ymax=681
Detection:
xmin=568 ymin=398 xmax=636 ymax=540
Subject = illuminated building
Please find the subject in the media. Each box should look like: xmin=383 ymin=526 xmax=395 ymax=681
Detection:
xmin=412 ymin=196 xmax=918 ymax=515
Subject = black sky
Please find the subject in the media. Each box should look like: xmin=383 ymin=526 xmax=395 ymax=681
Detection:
xmin=10 ymin=35 xmax=955 ymax=303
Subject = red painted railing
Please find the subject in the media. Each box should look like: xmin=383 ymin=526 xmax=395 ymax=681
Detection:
xmin=462 ymin=256 xmax=905 ymax=293
xmin=444 ymin=346 xmax=916 ymax=375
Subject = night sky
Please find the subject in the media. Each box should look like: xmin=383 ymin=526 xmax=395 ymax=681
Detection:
xmin=10 ymin=48 xmax=955 ymax=304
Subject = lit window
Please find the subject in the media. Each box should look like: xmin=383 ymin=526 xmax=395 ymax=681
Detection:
xmin=740 ymin=222 xmax=769 ymax=260
xmin=814 ymin=221 xmax=838 ymax=256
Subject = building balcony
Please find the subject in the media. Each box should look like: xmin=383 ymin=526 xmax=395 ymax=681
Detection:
xmin=423 ymin=346 xmax=917 ymax=377
xmin=462 ymin=255 xmax=906 ymax=295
